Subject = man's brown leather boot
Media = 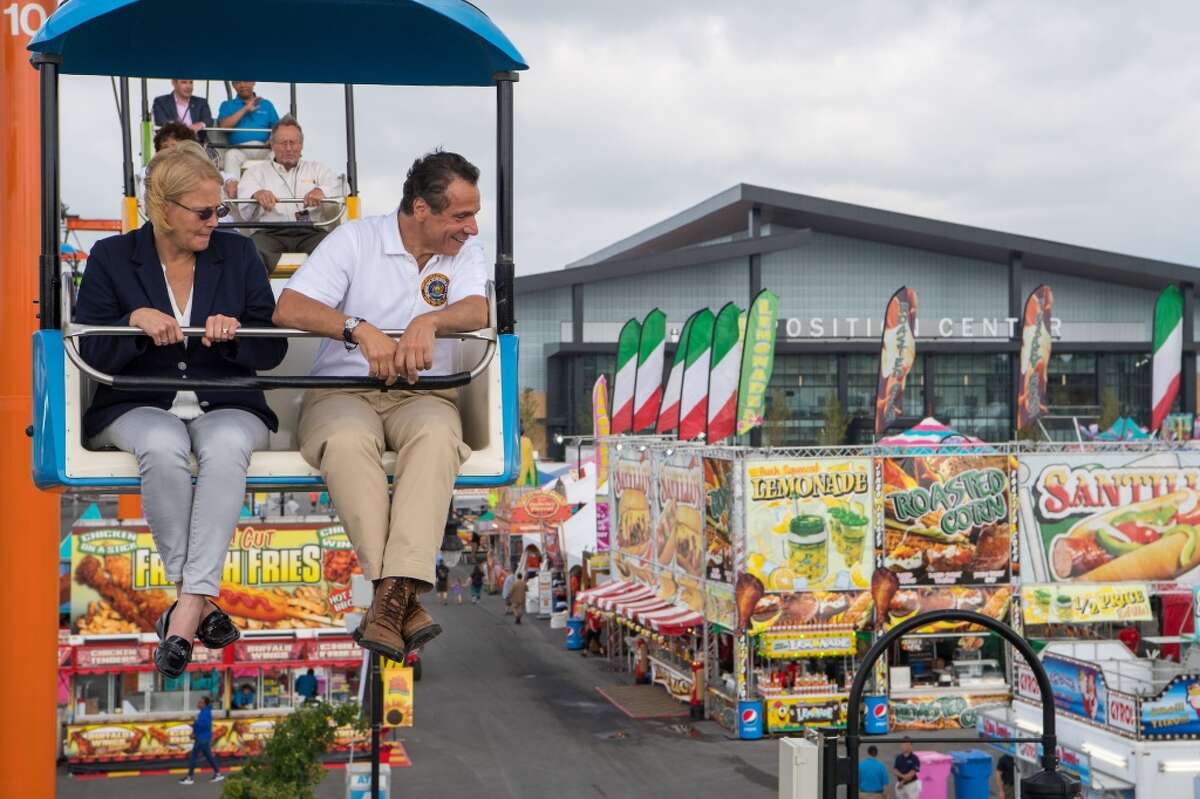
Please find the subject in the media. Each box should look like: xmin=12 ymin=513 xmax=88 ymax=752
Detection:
xmin=401 ymin=594 xmax=442 ymax=656
xmin=354 ymin=577 xmax=411 ymax=662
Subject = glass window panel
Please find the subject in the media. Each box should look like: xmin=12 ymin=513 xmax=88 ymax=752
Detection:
xmin=1100 ymin=353 xmax=1154 ymax=426
xmin=930 ymin=353 xmax=1011 ymax=442
xmin=847 ymin=354 xmax=924 ymax=440
xmin=764 ymin=355 xmax=837 ymax=446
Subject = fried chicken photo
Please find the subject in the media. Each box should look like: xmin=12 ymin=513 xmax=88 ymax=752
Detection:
xmin=75 ymin=555 xmax=173 ymax=632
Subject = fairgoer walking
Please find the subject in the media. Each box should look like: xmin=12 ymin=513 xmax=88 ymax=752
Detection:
xmin=509 ymin=576 xmax=527 ymax=624
xmin=180 ymin=697 xmax=223 ymax=784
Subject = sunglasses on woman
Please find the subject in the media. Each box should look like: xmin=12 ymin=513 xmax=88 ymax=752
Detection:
xmin=170 ymin=200 xmax=230 ymax=221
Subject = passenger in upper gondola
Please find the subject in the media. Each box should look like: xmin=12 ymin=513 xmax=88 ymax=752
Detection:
xmin=151 ymin=79 xmax=213 ymax=138
xmin=74 ymin=141 xmax=288 ymax=678
xmin=216 ymin=80 xmax=279 ymax=177
xmin=238 ymin=115 xmax=340 ymax=273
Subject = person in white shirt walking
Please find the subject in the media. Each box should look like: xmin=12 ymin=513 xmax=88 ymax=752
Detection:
xmin=238 ymin=116 xmax=341 ymax=273
xmin=272 ymin=151 xmax=488 ymax=664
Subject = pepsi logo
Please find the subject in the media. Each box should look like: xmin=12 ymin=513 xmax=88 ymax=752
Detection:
xmin=871 ymin=704 xmax=888 ymax=719
xmin=741 ymin=708 xmax=759 ymax=724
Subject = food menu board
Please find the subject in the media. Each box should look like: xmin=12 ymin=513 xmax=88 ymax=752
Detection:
xmin=879 ymin=455 xmax=1015 ymax=585
xmin=656 ymin=452 xmax=706 ymax=579
xmin=1018 ymin=453 xmax=1200 ymax=585
xmin=744 ymin=459 xmax=874 ymax=592
xmin=704 ymin=458 xmax=735 ymax=583
xmin=613 ymin=449 xmax=654 ymax=563
xmin=70 ymin=523 xmax=365 ymax=634
xmin=1020 ymin=583 xmax=1153 ymax=625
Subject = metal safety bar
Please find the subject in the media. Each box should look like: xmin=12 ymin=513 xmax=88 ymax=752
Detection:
xmin=58 ymin=273 xmax=498 ymax=392
xmin=222 ymin=197 xmax=347 ymax=230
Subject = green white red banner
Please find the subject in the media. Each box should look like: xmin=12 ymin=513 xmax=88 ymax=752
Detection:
xmin=633 ymin=309 xmax=667 ymax=432
xmin=706 ymin=302 xmax=744 ymax=444
xmin=611 ymin=318 xmax=641 ymax=434
xmin=1152 ymin=284 xmax=1183 ymax=432
xmin=679 ymin=308 xmax=715 ymax=441
xmin=657 ymin=312 xmax=699 ymax=433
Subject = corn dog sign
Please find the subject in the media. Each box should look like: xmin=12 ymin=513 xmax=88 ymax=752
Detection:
xmin=1018 ymin=453 xmax=1200 ymax=586
xmin=70 ymin=520 xmax=367 ymax=635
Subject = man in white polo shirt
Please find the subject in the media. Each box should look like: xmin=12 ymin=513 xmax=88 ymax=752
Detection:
xmin=239 ymin=116 xmax=341 ymax=273
xmin=272 ymin=151 xmax=487 ymax=662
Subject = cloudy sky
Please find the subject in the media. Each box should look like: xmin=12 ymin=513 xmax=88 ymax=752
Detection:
xmin=59 ymin=1 xmax=1200 ymax=275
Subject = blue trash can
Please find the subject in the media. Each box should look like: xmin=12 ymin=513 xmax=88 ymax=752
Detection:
xmin=565 ymin=616 xmax=585 ymax=650
xmin=864 ymin=695 xmax=889 ymax=734
xmin=951 ymin=749 xmax=994 ymax=799
xmin=737 ymin=700 xmax=764 ymax=740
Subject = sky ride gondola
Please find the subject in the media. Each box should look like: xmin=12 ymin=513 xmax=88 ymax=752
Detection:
xmin=27 ymin=0 xmax=528 ymax=492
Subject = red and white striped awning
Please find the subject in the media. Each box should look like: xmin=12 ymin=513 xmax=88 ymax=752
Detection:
xmin=617 ymin=596 xmax=672 ymax=621
xmin=596 ymin=583 xmax=655 ymax=611
xmin=640 ymin=605 xmax=705 ymax=635
xmin=576 ymin=580 xmax=637 ymax=605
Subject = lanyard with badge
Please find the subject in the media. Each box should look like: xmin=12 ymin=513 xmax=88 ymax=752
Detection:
xmin=272 ymin=161 xmax=310 ymax=221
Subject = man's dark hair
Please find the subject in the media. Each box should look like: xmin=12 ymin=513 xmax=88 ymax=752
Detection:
xmin=306 ymin=668 xmax=315 ymax=676
xmin=154 ymin=121 xmax=196 ymax=151
xmin=400 ymin=150 xmax=479 ymax=215
xmin=200 ymin=696 xmax=211 ymax=707
xmin=867 ymin=745 xmax=878 ymax=756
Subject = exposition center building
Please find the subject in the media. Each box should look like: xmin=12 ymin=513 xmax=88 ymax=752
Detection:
xmin=515 ymin=184 xmax=1199 ymax=457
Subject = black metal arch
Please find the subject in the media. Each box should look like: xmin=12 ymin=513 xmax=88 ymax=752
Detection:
xmin=845 ymin=610 xmax=1061 ymax=799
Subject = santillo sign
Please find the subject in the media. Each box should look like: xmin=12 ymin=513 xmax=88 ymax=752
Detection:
xmin=780 ymin=316 xmax=1063 ymax=340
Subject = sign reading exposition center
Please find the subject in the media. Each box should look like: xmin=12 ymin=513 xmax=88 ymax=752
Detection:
xmin=1017 ymin=453 xmax=1200 ymax=585
xmin=744 ymin=459 xmax=874 ymax=592
xmin=70 ymin=523 xmax=364 ymax=633
xmin=879 ymin=455 xmax=1016 ymax=585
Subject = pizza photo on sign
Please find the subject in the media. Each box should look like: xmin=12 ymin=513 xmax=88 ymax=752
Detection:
xmin=881 ymin=455 xmax=1014 ymax=586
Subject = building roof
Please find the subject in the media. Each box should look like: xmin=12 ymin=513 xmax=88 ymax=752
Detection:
xmin=516 ymin=183 xmax=1199 ymax=293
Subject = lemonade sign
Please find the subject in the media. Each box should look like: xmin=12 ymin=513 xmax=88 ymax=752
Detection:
xmin=744 ymin=459 xmax=874 ymax=592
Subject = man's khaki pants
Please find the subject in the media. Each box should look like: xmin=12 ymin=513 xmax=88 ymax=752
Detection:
xmin=299 ymin=388 xmax=470 ymax=588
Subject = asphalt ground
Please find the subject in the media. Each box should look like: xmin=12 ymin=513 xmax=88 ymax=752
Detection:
xmin=56 ymin=569 xmax=998 ymax=798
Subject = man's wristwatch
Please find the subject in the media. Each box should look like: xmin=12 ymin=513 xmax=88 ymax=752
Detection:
xmin=343 ymin=317 xmax=365 ymax=351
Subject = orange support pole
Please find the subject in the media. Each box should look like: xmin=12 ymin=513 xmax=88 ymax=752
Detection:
xmin=117 ymin=494 xmax=142 ymax=520
xmin=1 ymin=4 xmax=62 ymax=797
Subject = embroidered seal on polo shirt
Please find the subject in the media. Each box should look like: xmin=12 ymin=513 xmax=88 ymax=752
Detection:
xmin=421 ymin=273 xmax=450 ymax=307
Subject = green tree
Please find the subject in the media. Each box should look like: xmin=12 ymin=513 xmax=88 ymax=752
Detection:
xmin=764 ymin=389 xmax=792 ymax=446
xmin=817 ymin=392 xmax=850 ymax=446
xmin=221 ymin=702 xmax=364 ymax=799
xmin=1098 ymin=387 xmax=1120 ymax=430
xmin=519 ymin=387 xmax=540 ymax=437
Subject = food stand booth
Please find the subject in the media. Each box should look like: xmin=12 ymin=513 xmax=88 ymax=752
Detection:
xmin=61 ymin=517 xmax=371 ymax=772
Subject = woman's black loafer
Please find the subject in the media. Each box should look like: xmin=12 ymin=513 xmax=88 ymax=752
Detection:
xmin=155 ymin=635 xmax=193 ymax=678
xmin=198 ymin=602 xmax=241 ymax=649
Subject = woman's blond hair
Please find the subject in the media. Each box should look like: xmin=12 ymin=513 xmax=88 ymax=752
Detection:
xmin=145 ymin=140 xmax=222 ymax=232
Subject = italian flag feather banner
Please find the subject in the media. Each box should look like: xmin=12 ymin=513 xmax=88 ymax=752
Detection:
xmin=706 ymin=302 xmax=745 ymax=444
xmin=610 ymin=318 xmax=641 ymax=435
xmin=1152 ymin=284 xmax=1183 ymax=432
xmin=633 ymin=309 xmax=667 ymax=432
xmin=678 ymin=308 xmax=715 ymax=441
xmin=656 ymin=311 xmax=700 ymax=433
xmin=735 ymin=290 xmax=780 ymax=435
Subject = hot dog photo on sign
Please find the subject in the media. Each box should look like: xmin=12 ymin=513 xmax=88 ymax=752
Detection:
xmin=1019 ymin=454 xmax=1200 ymax=585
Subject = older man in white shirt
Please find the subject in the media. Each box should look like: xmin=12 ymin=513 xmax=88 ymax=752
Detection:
xmin=272 ymin=151 xmax=488 ymax=664
xmin=238 ymin=116 xmax=341 ymax=273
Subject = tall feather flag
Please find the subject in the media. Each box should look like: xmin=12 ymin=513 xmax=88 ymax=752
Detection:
xmin=1016 ymin=285 xmax=1054 ymax=431
xmin=632 ymin=309 xmax=667 ymax=432
xmin=706 ymin=302 xmax=745 ymax=444
xmin=657 ymin=311 xmax=700 ymax=433
xmin=736 ymin=290 xmax=780 ymax=435
xmin=592 ymin=375 xmax=610 ymax=490
xmin=678 ymin=309 xmax=715 ymax=441
xmin=1152 ymin=284 xmax=1184 ymax=432
xmin=610 ymin=318 xmax=641 ymax=435
xmin=873 ymin=287 xmax=919 ymax=436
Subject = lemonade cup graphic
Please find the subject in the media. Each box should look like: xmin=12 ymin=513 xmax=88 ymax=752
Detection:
xmin=787 ymin=514 xmax=828 ymax=581
xmin=1056 ymin=594 xmax=1074 ymax=622
xmin=830 ymin=505 xmax=868 ymax=564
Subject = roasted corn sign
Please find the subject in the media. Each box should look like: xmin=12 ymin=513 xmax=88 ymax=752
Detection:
xmin=1017 ymin=454 xmax=1200 ymax=586
xmin=879 ymin=456 xmax=1016 ymax=586
xmin=71 ymin=522 xmax=365 ymax=635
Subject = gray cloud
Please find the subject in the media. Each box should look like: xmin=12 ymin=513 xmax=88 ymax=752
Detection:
xmin=60 ymin=2 xmax=1200 ymax=276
